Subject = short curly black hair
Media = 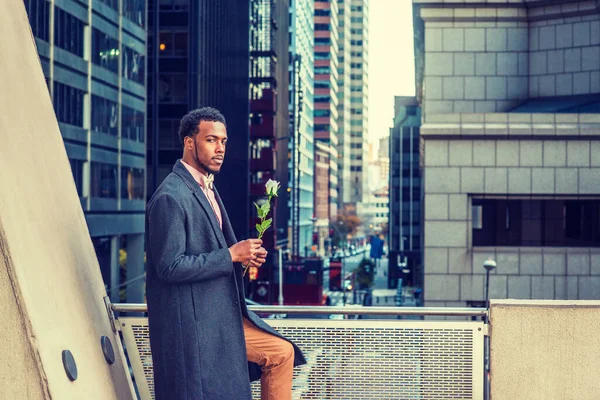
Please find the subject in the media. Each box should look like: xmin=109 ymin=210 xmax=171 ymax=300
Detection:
xmin=178 ymin=107 xmax=227 ymax=144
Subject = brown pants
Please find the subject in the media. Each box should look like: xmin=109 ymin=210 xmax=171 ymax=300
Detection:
xmin=243 ymin=318 xmax=294 ymax=400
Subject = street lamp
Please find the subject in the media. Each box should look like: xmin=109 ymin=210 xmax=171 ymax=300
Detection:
xmin=483 ymin=258 xmax=497 ymax=307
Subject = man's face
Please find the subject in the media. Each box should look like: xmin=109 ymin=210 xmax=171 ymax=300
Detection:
xmin=186 ymin=120 xmax=227 ymax=174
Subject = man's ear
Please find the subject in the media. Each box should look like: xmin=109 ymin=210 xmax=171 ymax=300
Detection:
xmin=184 ymin=136 xmax=193 ymax=150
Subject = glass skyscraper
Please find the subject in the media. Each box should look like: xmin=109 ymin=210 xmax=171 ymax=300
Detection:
xmin=289 ymin=0 xmax=315 ymax=257
xmin=24 ymin=0 xmax=147 ymax=303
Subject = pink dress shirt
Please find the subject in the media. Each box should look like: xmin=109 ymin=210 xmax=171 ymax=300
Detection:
xmin=180 ymin=160 xmax=223 ymax=229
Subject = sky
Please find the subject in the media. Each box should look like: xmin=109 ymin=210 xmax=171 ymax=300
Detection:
xmin=367 ymin=0 xmax=416 ymax=151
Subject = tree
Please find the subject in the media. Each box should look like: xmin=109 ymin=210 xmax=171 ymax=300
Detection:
xmin=336 ymin=213 xmax=361 ymax=236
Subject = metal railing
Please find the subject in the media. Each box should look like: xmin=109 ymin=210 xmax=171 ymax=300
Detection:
xmin=113 ymin=304 xmax=487 ymax=400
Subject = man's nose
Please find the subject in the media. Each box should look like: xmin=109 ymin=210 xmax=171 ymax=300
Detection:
xmin=216 ymin=143 xmax=225 ymax=153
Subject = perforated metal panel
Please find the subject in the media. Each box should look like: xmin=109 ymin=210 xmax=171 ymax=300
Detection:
xmin=252 ymin=319 xmax=484 ymax=400
xmin=119 ymin=318 xmax=154 ymax=400
xmin=118 ymin=317 xmax=484 ymax=400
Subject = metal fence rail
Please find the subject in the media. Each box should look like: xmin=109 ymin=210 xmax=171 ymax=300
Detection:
xmin=112 ymin=303 xmax=488 ymax=317
xmin=114 ymin=304 xmax=486 ymax=400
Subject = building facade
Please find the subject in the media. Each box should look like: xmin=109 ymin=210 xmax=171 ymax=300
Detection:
xmin=389 ymin=97 xmax=422 ymax=288
xmin=348 ymin=0 xmax=369 ymax=204
xmin=378 ymin=135 xmax=390 ymax=185
xmin=357 ymin=188 xmax=389 ymax=233
xmin=414 ymin=0 xmax=600 ymax=306
xmin=25 ymin=0 xmax=147 ymax=303
xmin=336 ymin=0 xmax=352 ymax=207
xmin=289 ymin=0 xmax=315 ymax=258
xmin=147 ymin=0 xmax=250 ymax=239
xmin=249 ymin=0 xmax=290 ymax=252
xmin=314 ymin=141 xmax=333 ymax=256
xmin=314 ymin=0 xmax=339 ymax=223
xmin=247 ymin=0 xmax=291 ymax=302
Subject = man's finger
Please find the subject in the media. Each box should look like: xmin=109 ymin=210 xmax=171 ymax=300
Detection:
xmin=248 ymin=260 xmax=261 ymax=268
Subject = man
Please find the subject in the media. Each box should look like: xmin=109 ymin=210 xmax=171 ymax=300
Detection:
xmin=146 ymin=107 xmax=306 ymax=400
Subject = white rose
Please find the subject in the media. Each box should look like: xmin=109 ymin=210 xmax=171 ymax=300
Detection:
xmin=265 ymin=179 xmax=280 ymax=197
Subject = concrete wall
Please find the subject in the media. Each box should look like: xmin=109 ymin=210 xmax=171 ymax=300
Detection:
xmin=416 ymin=0 xmax=600 ymax=308
xmin=421 ymin=5 xmax=530 ymax=115
xmin=528 ymin=7 xmax=600 ymax=97
xmin=420 ymin=114 xmax=600 ymax=307
xmin=490 ymin=300 xmax=600 ymax=400
xmin=418 ymin=0 xmax=600 ymax=117
xmin=0 ymin=3 xmax=134 ymax=398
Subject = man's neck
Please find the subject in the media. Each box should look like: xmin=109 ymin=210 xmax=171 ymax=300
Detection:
xmin=181 ymin=156 xmax=209 ymax=177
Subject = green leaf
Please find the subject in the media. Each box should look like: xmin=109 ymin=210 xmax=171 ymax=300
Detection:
xmin=256 ymin=223 xmax=263 ymax=234
xmin=260 ymin=218 xmax=272 ymax=231
xmin=253 ymin=202 xmax=260 ymax=214
xmin=260 ymin=202 xmax=270 ymax=217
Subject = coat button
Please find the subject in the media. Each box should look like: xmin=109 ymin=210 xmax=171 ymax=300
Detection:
xmin=232 ymin=301 xmax=239 ymax=306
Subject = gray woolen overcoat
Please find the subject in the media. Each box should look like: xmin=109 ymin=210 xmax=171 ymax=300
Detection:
xmin=146 ymin=160 xmax=306 ymax=400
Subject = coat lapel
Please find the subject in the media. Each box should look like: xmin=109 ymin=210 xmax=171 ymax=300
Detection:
xmin=213 ymin=188 xmax=246 ymax=285
xmin=172 ymin=161 xmax=228 ymax=249
xmin=213 ymin=188 xmax=238 ymax=247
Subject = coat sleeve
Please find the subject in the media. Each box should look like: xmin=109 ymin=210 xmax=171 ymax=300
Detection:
xmin=147 ymin=193 xmax=233 ymax=284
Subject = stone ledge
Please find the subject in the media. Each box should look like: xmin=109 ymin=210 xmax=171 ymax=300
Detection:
xmin=422 ymin=113 xmax=600 ymax=138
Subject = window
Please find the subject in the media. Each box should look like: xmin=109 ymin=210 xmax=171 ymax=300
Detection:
xmin=314 ymin=109 xmax=331 ymax=118
xmin=315 ymin=52 xmax=331 ymax=61
xmin=250 ymin=139 xmax=271 ymax=159
xmin=91 ymin=95 xmax=118 ymax=136
xmin=122 ymin=105 xmax=145 ymax=142
xmin=315 ymin=81 xmax=331 ymax=89
xmin=123 ymin=0 xmax=145 ymax=27
xmin=98 ymin=0 xmax=118 ymax=10
xmin=91 ymin=162 xmax=117 ymax=198
xmin=472 ymin=199 xmax=600 ymax=247
xmin=24 ymin=0 xmax=50 ymax=42
xmin=315 ymin=9 xmax=331 ymax=17
xmin=53 ymin=82 xmax=85 ymax=127
xmin=92 ymin=29 xmax=119 ymax=73
xmin=69 ymin=158 xmax=85 ymax=197
xmin=158 ymin=73 xmax=187 ymax=103
xmin=123 ymin=46 xmax=145 ymax=85
xmin=159 ymin=0 xmax=190 ymax=11
xmin=315 ymin=37 xmax=332 ymax=45
xmin=54 ymin=7 xmax=84 ymax=57
xmin=315 ymin=24 xmax=331 ymax=31
xmin=121 ymin=167 xmax=145 ymax=200
xmin=158 ymin=31 xmax=188 ymax=56
xmin=315 ymin=66 xmax=331 ymax=75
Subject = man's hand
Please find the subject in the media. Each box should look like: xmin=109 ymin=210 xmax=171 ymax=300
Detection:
xmin=247 ymin=247 xmax=267 ymax=268
xmin=228 ymin=239 xmax=264 ymax=265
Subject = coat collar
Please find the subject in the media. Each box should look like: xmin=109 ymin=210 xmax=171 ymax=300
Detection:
xmin=172 ymin=160 xmax=228 ymax=249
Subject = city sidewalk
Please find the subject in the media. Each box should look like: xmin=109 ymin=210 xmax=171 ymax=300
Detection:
xmin=370 ymin=257 xmax=417 ymax=307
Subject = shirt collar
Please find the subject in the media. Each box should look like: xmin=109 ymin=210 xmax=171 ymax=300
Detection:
xmin=180 ymin=159 xmax=209 ymax=188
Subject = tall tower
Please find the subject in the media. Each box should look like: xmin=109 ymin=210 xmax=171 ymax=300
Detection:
xmin=289 ymin=0 xmax=315 ymax=257
xmin=349 ymin=0 xmax=369 ymax=204
xmin=314 ymin=0 xmax=340 ymax=245
xmin=336 ymin=0 xmax=352 ymax=208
